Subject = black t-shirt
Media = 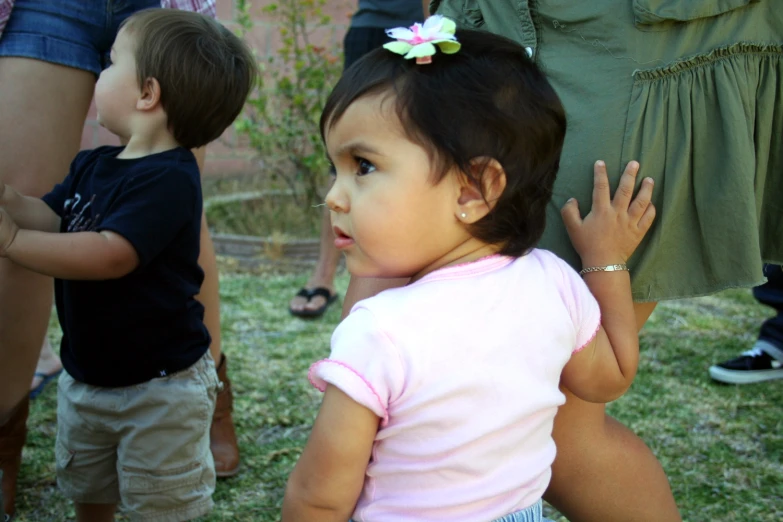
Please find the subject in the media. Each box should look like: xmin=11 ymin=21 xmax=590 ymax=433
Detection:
xmin=42 ymin=146 xmax=210 ymax=387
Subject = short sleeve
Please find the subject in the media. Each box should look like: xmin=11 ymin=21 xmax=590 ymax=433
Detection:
xmin=308 ymin=307 xmax=404 ymax=425
xmin=41 ymin=150 xmax=95 ymax=217
xmin=550 ymin=254 xmax=601 ymax=353
xmin=97 ymin=167 xmax=198 ymax=269
xmin=41 ymin=177 xmax=74 ymax=218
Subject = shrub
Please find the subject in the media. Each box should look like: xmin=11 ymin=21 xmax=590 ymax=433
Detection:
xmin=235 ymin=0 xmax=344 ymax=211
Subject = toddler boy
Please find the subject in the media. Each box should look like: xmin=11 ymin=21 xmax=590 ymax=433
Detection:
xmin=0 ymin=9 xmax=256 ymax=521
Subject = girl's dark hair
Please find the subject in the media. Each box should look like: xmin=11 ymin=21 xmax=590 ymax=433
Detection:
xmin=321 ymin=29 xmax=566 ymax=257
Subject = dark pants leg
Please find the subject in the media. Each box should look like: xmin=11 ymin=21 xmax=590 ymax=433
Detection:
xmin=342 ymin=27 xmax=393 ymax=70
xmin=754 ymin=265 xmax=783 ymax=357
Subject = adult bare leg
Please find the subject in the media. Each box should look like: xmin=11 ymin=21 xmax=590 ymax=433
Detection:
xmin=191 ymin=147 xmax=223 ymax=366
xmin=544 ymin=301 xmax=681 ymax=522
xmin=0 ymin=58 xmax=94 ymax=419
xmin=0 ymin=57 xmax=94 ymax=522
xmin=191 ymin=147 xmax=239 ymax=477
xmin=289 ymin=207 xmax=342 ymax=315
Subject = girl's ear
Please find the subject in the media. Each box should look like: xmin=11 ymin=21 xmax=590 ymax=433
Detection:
xmin=455 ymin=157 xmax=507 ymax=223
xmin=136 ymin=77 xmax=162 ymax=111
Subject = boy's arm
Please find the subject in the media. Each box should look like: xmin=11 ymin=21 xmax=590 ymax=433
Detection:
xmin=0 ymin=182 xmax=60 ymax=232
xmin=559 ymin=161 xmax=656 ymax=402
xmin=282 ymin=385 xmax=378 ymax=522
xmin=0 ymin=210 xmax=139 ymax=280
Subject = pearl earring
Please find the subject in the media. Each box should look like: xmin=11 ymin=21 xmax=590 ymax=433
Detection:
xmin=460 ymin=212 xmax=467 ymax=219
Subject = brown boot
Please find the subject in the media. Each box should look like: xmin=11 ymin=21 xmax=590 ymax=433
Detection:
xmin=211 ymin=354 xmax=239 ymax=478
xmin=0 ymin=397 xmax=29 ymax=520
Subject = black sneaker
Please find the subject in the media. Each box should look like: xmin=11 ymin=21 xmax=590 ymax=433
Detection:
xmin=709 ymin=347 xmax=783 ymax=384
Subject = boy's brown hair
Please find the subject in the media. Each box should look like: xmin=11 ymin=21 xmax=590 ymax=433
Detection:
xmin=121 ymin=9 xmax=257 ymax=149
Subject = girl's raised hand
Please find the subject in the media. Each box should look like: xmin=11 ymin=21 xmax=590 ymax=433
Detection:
xmin=561 ymin=160 xmax=656 ymax=268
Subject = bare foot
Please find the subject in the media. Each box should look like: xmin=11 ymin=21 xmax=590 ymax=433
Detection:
xmin=289 ymin=280 xmax=336 ymax=316
xmin=289 ymin=290 xmax=312 ymax=314
xmin=30 ymin=338 xmax=63 ymax=392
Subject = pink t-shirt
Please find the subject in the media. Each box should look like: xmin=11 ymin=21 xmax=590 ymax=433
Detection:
xmin=309 ymin=250 xmax=601 ymax=522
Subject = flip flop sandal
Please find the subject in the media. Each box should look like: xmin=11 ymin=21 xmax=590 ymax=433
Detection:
xmin=289 ymin=287 xmax=338 ymax=318
xmin=29 ymin=368 xmax=63 ymax=400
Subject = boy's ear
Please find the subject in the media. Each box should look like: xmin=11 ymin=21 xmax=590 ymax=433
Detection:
xmin=136 ymin=77 xmax=162 ymax=112
xmin=455 ymin=157 xmax=507 ymax=223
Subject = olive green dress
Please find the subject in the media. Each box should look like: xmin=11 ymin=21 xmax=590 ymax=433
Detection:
xmin=432 ymin=0 xmax=783 ymax=301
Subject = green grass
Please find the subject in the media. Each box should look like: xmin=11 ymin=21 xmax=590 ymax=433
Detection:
xmin=13 ymin=274 xmax=783 ymax=521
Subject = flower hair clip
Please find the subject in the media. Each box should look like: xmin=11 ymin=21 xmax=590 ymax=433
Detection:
xmin=383 ymin=15 xmax=461 ymax=65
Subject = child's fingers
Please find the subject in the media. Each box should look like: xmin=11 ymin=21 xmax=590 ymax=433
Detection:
xmin=628 ymin=177 xmax=654 ymax=221
xmin=591 ymin=161 xmax=611 ymax=209
xmin=561 ymin=198 xmax=583 ymax=236
xmin=638 ymin=202 xmax=656 ymax=233
xmin=611 ymin=161 xmax=640 ymax=211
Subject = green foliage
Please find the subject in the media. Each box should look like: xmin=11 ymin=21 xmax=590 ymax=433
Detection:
xmin=235 ymin=0 xmax=344 ymax=210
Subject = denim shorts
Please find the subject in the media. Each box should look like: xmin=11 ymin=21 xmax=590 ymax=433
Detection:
xmin=351 ymin=500 xmax=552 ymax=522
xmin=493 ymin=501 xmax=551 ymax=522
xmin=0 ymin=0 xmax=159 ymax=75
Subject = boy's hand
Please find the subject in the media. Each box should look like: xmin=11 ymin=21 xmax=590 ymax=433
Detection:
xmin=0 ymin=208 xmax=20 ymax=257
xmin=561 ymin=160 xmax=655 ymax=267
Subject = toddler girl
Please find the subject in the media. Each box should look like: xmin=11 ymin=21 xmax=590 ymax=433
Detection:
xmin=282 ymin=16 xmax=656 ymax=522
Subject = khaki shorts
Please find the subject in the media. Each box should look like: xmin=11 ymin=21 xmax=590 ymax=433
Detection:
xmin=56 ymin=351 xmax=220 ymax=522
